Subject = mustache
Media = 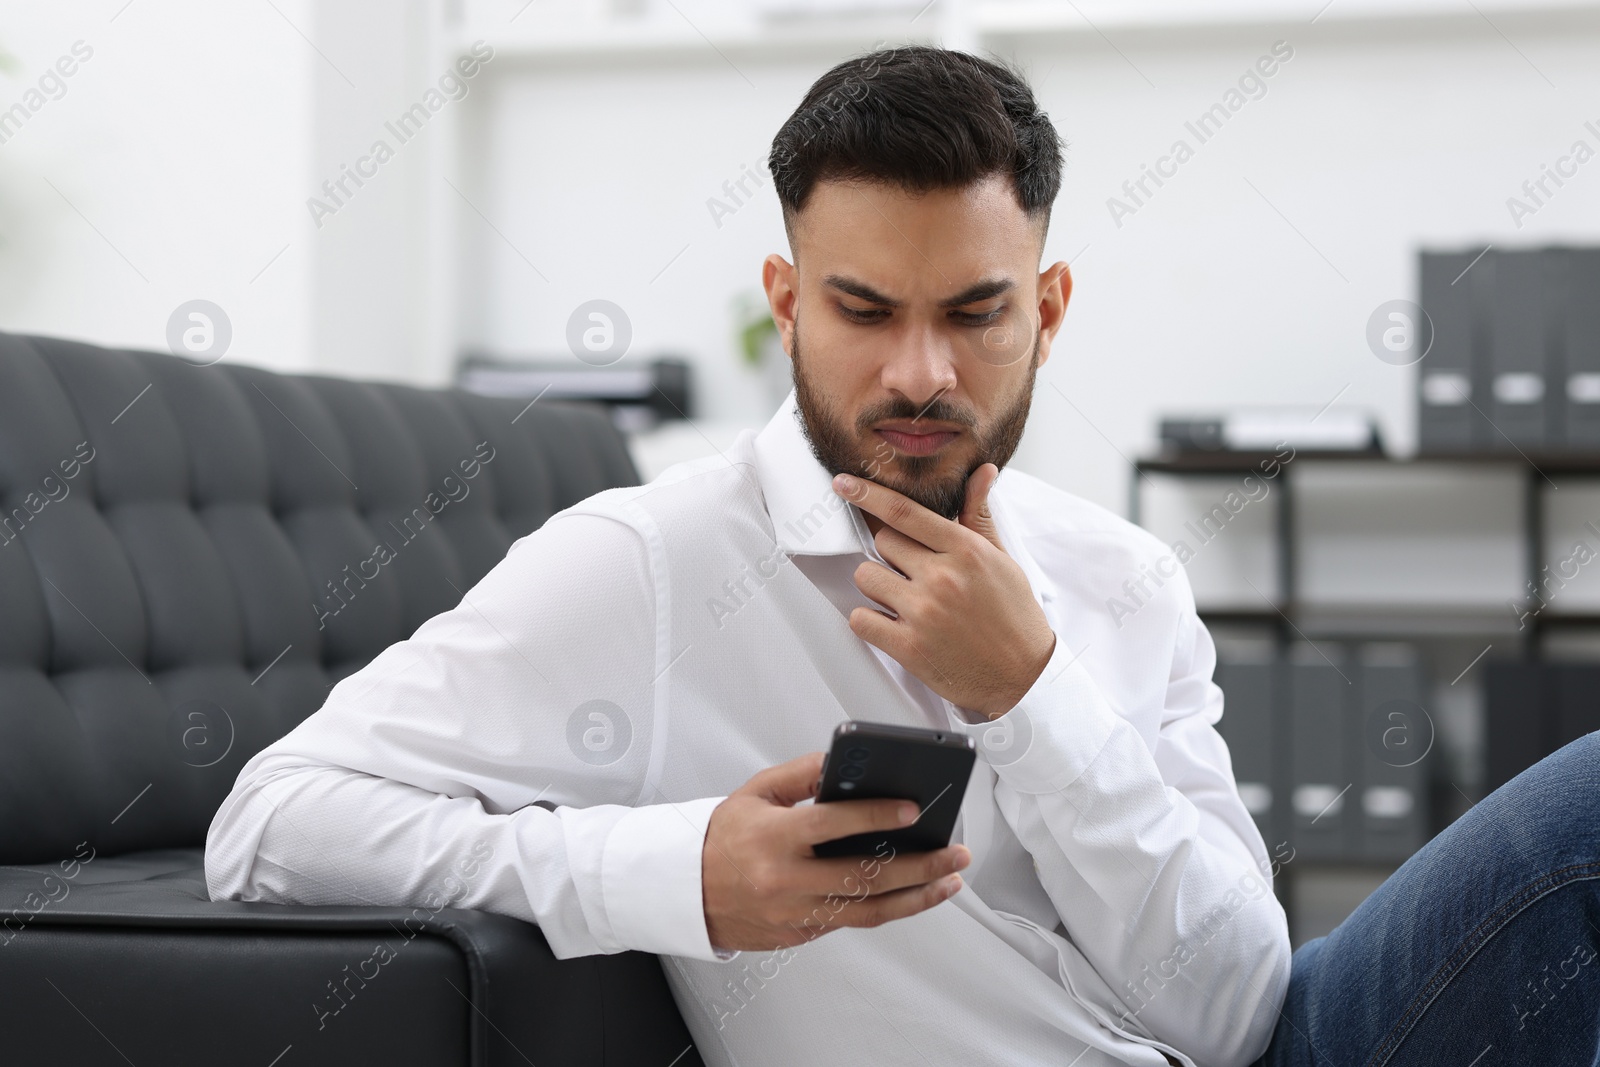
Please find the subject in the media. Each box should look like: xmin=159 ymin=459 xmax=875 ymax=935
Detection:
xmin=854 ymin=394 xmax=979 ymax=434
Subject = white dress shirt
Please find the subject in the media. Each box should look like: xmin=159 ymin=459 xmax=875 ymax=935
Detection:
xmin=206 ymin=390 xmax=1291 ymax=1067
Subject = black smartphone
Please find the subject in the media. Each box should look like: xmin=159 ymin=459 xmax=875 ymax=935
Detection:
xmin=811 ymin=721 xmax=977 ymax=858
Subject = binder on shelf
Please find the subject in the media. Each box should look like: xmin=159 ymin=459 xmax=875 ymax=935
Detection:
xmin=1212 ymin=639 xmax=1437 ymax=869
xmin=1487 ymin=249 xmax=1551 ymax=451
xmin=1213 ymin=639 xmax=1281 ymax=851
xmin=1355 ymin=643 xmax=1428 ymax=863
xmin=1483 ymin=661 xmax=1549 ymax=794
xmin=1551 ymin=662 xmax=1600 ymax=751
xmin=1564 ymin=249 xmax=1600 ymax=450
xmin=1417 ymin=249 xmax=1487 ymax=453
xmin=1288 ymin=642 xmax=1349 ymax=861
xmin=1485 ymin=660 xmax=1600 ymax=796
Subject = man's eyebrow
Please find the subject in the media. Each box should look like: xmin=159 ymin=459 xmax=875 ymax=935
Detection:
xmin=821 ymin=275 xmax=1016 ymax=308
xmin=822 ymin=274 xmax=900 ymax=307
xmin=938 ymin=278 xmax=1015 ymax=307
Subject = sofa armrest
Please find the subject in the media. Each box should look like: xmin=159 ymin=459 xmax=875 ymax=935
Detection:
xmin=0 ymin=848 xmax=702 ymax=1067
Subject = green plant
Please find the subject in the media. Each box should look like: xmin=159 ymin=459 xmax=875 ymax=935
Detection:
xmin=733 ymin=292 xmax=778 ymax=367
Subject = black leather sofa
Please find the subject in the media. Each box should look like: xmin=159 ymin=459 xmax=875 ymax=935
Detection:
xmin=0 ymin=332 xmax=704 ymax=1066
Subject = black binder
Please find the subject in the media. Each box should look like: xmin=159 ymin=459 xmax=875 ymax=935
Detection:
xmin=1487 ymin=249 xmax=1551 ymax=451
xmin=1484 ymin=660 xmax=1550 ymax=794
xmin=1288 ymin=642 xmax=1350 ymax=860
xmin=1564 ymin=249 xmax=1600 ymax=450
xmin=1355 ymin=643 xmax=1428 ymax=862
xmin=1418 ymin=249 xmax=1488 ymax=453
xmin=1485 ymin=659 xmax=1600 ymax=794
xmin=1551 ymin=662 xmax=1600 ymax=750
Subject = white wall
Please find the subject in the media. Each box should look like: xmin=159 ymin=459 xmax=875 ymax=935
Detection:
xmin=1005 ymin=8 xmax=1600 ymax=512
xmin=307 ymin=0 xmax=460 ymax=384
xmin=0 ymin=0 xmax=316 ymax=372
xmin=6 ymin=0 xmax=1600 ymax=567
xmin=0 ymin=0 xmax=453 ymax=382
xmin=457 ymin=51 xmax=827 ymax=423
xmin=454 ymin=4 xmax=1600 ymax=519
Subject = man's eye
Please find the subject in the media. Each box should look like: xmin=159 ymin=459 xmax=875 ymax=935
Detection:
xmin=953 ymin=308 xmax=1004 ymax=326
xmin=839 ymin=305 xmax=889 ymax=324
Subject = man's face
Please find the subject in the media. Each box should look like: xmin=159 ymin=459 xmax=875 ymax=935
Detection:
xmin=763 ymin=174 xmax=1071 ymax=520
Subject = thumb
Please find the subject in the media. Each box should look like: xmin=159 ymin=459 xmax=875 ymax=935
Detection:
xmin=959 ymin=463 xmax=1005 ymax=550
xmin=739 ymin=751 xmax=826 ymax=807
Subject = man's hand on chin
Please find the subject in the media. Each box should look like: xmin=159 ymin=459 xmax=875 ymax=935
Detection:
xmin=833 ymin=463 xmax=1056 ymax=722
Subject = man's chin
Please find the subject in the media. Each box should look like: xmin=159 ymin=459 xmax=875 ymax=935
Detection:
xmin=858 ymin=457 xmax=971 ymax=520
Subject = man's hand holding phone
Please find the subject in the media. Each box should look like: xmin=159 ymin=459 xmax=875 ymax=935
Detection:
xmin=702 ymin=751 xmax=970 ymax=952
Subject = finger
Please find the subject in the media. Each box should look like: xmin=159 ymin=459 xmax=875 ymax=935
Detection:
xmin=872 ymin=525 xmax=933 ymax=575
xmin=801 ymin=845 xmax=971 ymax=897
xmin=849 ymin=610 xmax=962 ymax=697
xmin=831 ymin=873 xmax=964 ymax=929
xmin=847 ymin=605 xmax=906 ymax=660
xmin=957 ymin=463 xmax=1005 ymax=551
xmin=833 ymin=472 xmax=959 ymax=553
xmin=740 ymin=751 xmax=826 ymax=807
xmin=795 ymin=793 xmax=920 ymax=847
xmin=851 ymin=559 xmax=907 ymax=612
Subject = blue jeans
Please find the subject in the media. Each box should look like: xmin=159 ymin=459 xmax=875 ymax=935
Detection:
xmin=1253 ymin=732 xmax=1600 ymax=1067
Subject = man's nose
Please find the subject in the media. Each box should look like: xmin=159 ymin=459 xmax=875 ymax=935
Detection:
xmin=878 ymin=326 xmax=959 ymax=411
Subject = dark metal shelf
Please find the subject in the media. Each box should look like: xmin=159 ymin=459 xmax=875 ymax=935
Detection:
xmin=1137 ymin=449 xmax=1382 ymax=475
xmin=1201 ymin=606 xmax=1541 ymax=640
xmin=1531 ymin=614 xmax=1600 ymax=628
xmin=1131 ymin=447 xmax=1583 ymax=650
xmin=1195 ymin=609 xmax=1282 ymax=627
xmin=1138 ymin=448 xmax=1600 ymax=477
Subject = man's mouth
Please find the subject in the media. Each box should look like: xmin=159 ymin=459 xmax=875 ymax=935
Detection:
xmin=874 ymin=423 xmax=961 ymax=457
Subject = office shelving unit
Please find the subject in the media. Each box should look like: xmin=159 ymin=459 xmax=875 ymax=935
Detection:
xmin=1130 ymin=448 xmax=1600 ymax=938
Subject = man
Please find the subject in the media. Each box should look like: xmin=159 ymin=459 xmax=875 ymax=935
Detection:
xmin=207 ymin=46 xmax=1600 ymax=1067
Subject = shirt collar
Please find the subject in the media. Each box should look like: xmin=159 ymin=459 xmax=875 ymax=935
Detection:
xmin=753 ymin=389 xmax=875 ymax=557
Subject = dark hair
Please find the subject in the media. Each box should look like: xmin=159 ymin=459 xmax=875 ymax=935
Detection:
xmin=768 ymin=45 xmax=1064 ymax=244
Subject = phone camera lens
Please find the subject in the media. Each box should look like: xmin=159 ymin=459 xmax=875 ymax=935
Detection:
xmin=840 ymin=763 xmax=866 ymax=781
xmin=844 ymin=746 xmax=871 ymax=762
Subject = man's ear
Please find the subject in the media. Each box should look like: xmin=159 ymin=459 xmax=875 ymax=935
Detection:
xmin=1034 ymin=261 xmax=1072 ymax=372
xmin=762 ymin=253 xmax=800 ymax=359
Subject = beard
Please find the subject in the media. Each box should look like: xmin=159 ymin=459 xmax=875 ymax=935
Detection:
xmin=789 ymin=315 xmax=1038 ymax=520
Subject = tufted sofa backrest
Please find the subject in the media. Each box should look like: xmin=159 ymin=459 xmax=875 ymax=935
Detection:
xmin=0 ymin=333 xmax=640 ymax=864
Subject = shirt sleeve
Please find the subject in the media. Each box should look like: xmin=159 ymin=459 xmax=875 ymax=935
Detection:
xmin=967 ymin=570 xmax=1292 ymax=1067
xmin=204 ymin=511 xmax=732 ymax=963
